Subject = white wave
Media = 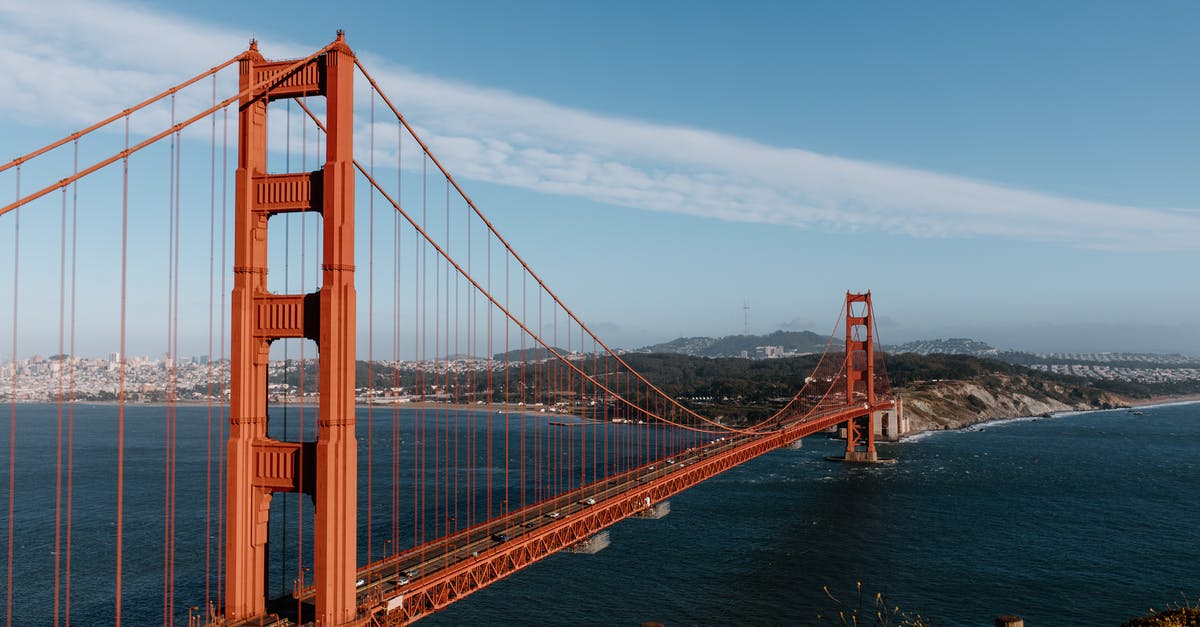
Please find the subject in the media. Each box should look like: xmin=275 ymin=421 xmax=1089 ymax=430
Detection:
xmin=898 ymin=430 xmax=942 ymax=443
xmin=961 ymin=415 xmax=1048 ymax=432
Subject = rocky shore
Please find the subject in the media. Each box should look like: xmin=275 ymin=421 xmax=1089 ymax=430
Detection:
xmin=896 ymin=373 xmax=1199 ymax=434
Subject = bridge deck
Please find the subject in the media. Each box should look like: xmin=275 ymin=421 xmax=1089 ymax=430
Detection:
xmin=226 ymin=401 xmax=891 ymax=625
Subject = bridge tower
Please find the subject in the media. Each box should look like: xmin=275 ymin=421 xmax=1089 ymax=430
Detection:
xmin=226 ymin=34 xmax=358 ymax=624
xmin=843 ymin=291 xmax=877 ymax=462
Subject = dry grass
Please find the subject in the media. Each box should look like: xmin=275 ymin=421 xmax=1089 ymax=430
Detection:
xmin=815 ymin=582 xmax=935 ymax=627
xmin=1122 ymin=598 xmax=1200 ymax=627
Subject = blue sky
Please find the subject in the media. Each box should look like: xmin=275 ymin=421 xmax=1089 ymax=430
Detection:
xmin=1 ymin=0 xmax=1198 ymax=357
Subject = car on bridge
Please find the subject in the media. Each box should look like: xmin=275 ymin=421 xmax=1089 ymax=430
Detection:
xmin=491 ymin=532 xmax=510 ymax=542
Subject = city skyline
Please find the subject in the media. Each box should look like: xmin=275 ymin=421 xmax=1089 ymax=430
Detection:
xmin=1 ymin=0 xmax=1197 ymax=357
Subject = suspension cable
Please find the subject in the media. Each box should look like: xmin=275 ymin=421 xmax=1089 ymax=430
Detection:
xmin=1 ymin=42 xmax=340 ymax=218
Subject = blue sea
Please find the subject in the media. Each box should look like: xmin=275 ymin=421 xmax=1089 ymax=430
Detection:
xmin=1 ymin=401 xmax=1197 ymax=625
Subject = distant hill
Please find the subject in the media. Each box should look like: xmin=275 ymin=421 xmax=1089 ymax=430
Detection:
xmin=492 ymin=346 xmax=568 ymax=362
xmin=638 ymin=330 xmax=828 ymax=358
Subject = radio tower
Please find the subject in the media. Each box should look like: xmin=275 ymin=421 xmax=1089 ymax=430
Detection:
xmin=743 ymin=299 xmax=750 ymax=335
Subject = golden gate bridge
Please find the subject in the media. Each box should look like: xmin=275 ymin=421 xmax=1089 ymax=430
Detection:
xmin=1 ymin=34 xmax=897 ymax=625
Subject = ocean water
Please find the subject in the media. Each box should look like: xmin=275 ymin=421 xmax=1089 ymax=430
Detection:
xmin=425 ymin=403 xmax=1200 ymax=626
xmin=1 ymin=402 xmax=1197 ymax=625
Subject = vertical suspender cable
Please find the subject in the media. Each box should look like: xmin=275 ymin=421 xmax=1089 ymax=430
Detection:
xmin=115 ymin=113 xmax=130 ymax=627
xmin=367 ymin=89 xmax=375 ymax=563
xmin=163 ymin=98 xmax=175 ymax=625
xmin=66 ymin=139 xmax=79 ymax=625
xmin=204 ymin=72 xmax=216 ymax=616
xmin=433 ymin=167 xmax=441 ymax=544
xmin=452 ymin=182 xmax=460 ymax=535
xmin=6 ymin=165 xmax=20 ymax=627
xmin=411 ymin=152 xmax=420 ymax=553
xmin=465 ymin=194 xmax=474 ymax=533
xmin=434 ymin=175 xmax=443 ymax=560
xmin=418 ymin=154 xmax=426 ymax=553
xmin=503 ymin=253 xmax=509 ymax=517
xmin=444 ymin=179 xmax=452 ymax=541
xmin=520 ymin=273 xmax=526 ymax=511
xmin=53 ymin=185 xmax=67 ymax=627
xmin=280 ymin=99 xmax=291 ymax=596
xmin=217 ymin=104 xmax=229 ymax=615
xmin=485 ymin=229 xmax=492 ymax=519
xmin=164 ymin=105 xmax=175 ymax=624
xmin=170 ymin=96 xmax=183 ymax=625
xmin=392 ymin=116 xmax=401 ymax=557
xmin=295 ymin=94 xmax=307 ymax=616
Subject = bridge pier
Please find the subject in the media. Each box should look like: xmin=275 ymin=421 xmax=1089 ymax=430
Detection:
xmin=568 ymin=531 xmax=611 ymax=554
xmin=634 ymin=500 xmax=671 ymax=519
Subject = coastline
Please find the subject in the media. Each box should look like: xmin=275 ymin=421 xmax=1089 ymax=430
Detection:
xmin=899 ymin=393 xmax=1200 ymax=441
xmin=15 ymin=393 xmax=1200 ymax=440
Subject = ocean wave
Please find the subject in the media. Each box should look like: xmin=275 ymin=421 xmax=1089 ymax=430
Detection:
xmin=899 ymin=430 xmax=941 ymax=443
xmin=961 ymin=415 xmax=1048 ymax=432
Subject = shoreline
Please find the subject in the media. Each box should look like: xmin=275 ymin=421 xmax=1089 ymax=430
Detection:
xmin=12 ymin=394 xmax=1199 ymax=440
xmin=899 ymin=394 xmax=1200 ymax=442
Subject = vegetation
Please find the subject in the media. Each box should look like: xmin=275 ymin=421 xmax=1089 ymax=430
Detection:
xmin=816 ymin=583 xmax=935 ymax=627
xmin=1121 ymin=598 xmax=1200 ymax=627
xmin=640 ymin=330 xmax=828 ymax=357
xmin=256 ymin=351 xmax=1200 ymax=426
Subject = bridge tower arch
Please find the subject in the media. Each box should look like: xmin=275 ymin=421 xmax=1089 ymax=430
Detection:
xmin=226 ymin=34 xmax=358 ymax=624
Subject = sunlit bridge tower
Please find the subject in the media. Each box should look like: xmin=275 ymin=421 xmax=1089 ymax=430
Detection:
xmin=226 ymin=34 xmax=358 ymax=624
xmin=843 ymin=291 xmax=877 ymax=462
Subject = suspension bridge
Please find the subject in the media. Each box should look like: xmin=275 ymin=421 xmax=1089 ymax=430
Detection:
xmin=1 ymin=34 xmax=898 ymax=625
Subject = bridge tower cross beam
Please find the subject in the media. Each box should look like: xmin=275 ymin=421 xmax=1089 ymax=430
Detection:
xmin=844 ymin=291 xmax=877 ymax=461
xmin=225 ymin=33 xmax=357 ymax=625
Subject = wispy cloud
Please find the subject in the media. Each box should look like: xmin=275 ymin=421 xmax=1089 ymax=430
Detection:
xmin=3 ymin=0 xmax=1197 ymax=251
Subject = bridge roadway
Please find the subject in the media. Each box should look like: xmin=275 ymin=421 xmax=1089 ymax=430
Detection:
xmin=236 ymin=401 xmax=892 ymax=626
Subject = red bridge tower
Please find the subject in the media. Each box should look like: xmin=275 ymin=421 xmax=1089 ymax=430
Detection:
xmin=843 ymin=291 xmax=878 ymax=462
xmin=226 ymin=34 xmax=358 ymax=625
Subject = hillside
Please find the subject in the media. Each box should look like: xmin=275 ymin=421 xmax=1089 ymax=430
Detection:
xmin=617 ymin=352 xmax=1197 ymax=431
xmin=898 ymin=373 xmax=1128 ymax=431
xmin=639 ymin=330 xmax=828 ymax=358
xmin=883 ymin=352 xmax=1164 ymax=431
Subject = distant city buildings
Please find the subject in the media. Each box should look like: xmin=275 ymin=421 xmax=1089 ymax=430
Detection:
xmin=0 ymin=352 xmax=597 ymax=403
xmin=754 ymin=345 xmax=786 ymax=359
xmin=890 ymin=338 xmax=1200 ymax=385
xmin=4 ymin=341 xmax=1199 ymax=403
xmin=1027 ymin=363 xmax=1200 ymax=384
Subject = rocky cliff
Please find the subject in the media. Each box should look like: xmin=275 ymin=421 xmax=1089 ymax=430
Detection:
xmin=897 ymin=373 xmax=1128 ymax=433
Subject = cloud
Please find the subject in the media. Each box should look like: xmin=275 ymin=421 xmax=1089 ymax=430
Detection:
xmin=3 ymin=0 xmax=1198 ymax=252
xmin=779 ymin=318 xmax=816 ymax=332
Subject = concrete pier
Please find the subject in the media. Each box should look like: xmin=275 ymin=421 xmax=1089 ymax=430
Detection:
xmin=634 ymin=501 xmax=670 ymax=520
xmin=568 ymin=531 xmax=610 ymax=554
xmin=825 ymin=450 xmax=896 ymax=464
